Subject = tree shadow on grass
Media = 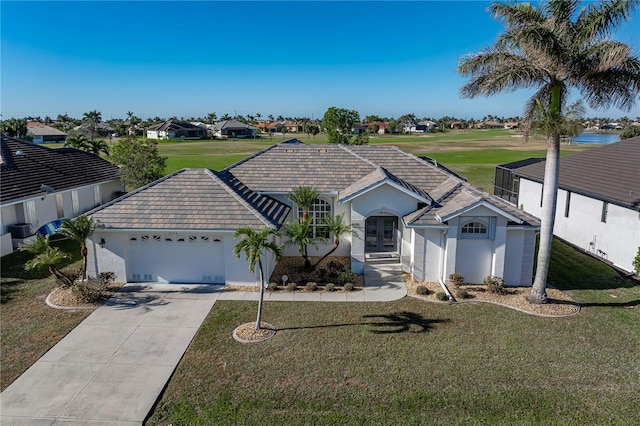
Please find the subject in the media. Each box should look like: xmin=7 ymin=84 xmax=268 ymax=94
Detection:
xmin=578 ymin=300 xmax=639 ymax=308
xmin=278 ymin=311 xmax=449 ymax=334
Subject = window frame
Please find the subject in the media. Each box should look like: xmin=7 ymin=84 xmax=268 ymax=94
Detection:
xmin=299 ymin=198 xmax=332 ymax=239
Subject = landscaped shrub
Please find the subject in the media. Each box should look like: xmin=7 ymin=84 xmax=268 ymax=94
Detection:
xmin=61 ymin=267 xmax=82 ymax=283
xmin=287 ymin=282 xmax=297 ymax=292
xmin=339 ymin=270 xmax=356 ymax=284
xmin=325 ymin=283 xmax=336 ymax=292
xmin=449 ymin=272 xmax=464 ymax=285
xmin=435 ymin=292 xmax=448 ymax=301
xmin=267 ymin=282 xmax=279 ymax=291
xmin=98 ymin=271 xmax=116 ymax=285
xmin=306 ymin=282 xmax=318 ymax=292
xmin=634 ymin=247 xmax=640 ymax=275
xmin=317 ymin=268 xmax=328 ymax=280
xmin=71 ymin=279 xmax=106 ymax=303
xmin=456 ymin=288 xmax=471 ymax=299
xmin=484 ymin=276 xmax=506 ymax=294
xmin=416 ymin=285 xmax=430 ymax=295
xmin=344 ymin=282 xmax=355 ymax=292
xmin=328 ymin=260 xmax=344 ymax=274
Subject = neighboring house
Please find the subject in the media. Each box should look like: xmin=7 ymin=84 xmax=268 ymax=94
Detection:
xmin=0 ymin=137 xmax=123 ymax=256
xmin=26 ymin=122 xmax=67 ymax=144
xmin=403 ymin=121 xmax=435 ymax=133
xmin=367 ymin=121 xmax=387 ymax=134
xmin=146 ymin=119 xmax=207 ymax=140
xmin=213 ymin=119 xmax=257 ymax=139
xmin=283 ymin=121 xmax=304 ymax=133
xmin=87 ymin=139 xmax=540 ymax=287
xmin=352 ymin=125 xmax=368 ymax=134
xmin=495 ymin=137 xmax=640 ymax=274
xmin=503 ymin=122 xmax=520 ymax=130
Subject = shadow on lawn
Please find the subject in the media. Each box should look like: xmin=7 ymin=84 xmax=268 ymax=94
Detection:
xmin=279 ymin=311 xmax=449 ymax=334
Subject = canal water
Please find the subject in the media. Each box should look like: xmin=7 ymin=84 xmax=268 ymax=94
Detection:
xmin=569 ymin=132 xmax=620 ymax=144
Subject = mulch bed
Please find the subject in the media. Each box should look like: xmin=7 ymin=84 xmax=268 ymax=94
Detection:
xmin=404 ymin=274 xmax=580 ymax=316
xmin=47 ymin=282 xmax=125 ymax=309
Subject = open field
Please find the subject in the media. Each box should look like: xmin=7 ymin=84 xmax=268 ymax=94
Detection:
xmin=147 ymin=239 xmax=639 ymax=425
xmin=156 ymin=130 xmax=596 ymax=191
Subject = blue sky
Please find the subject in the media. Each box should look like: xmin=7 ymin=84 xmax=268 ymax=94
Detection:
xmin=2 ymin=1 xmax=639 ymax=121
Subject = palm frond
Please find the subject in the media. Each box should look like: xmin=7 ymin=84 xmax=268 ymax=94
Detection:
xmin=576 ymin=0 xmax=638 ymax=44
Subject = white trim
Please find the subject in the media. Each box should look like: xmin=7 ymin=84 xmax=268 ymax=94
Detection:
xmin=436 ymin=200 xmax=523 ymax=224
xmin=339 ymin=180 xmax=431 ymax=205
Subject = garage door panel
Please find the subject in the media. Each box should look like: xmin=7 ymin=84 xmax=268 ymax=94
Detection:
xmin=127 ymin=235 xmax=224 ymax=284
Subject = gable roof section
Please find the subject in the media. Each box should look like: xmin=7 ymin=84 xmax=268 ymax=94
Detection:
xmin=405 ymin=182 xmax=540 ymax=228
xmin=0 ymin=136 xmax=120 ymax=204
xmin=88 ymin=168 xmax=290 ymax=230
xmin=26 ymin=122 xmax=67 ymax=137
xmin=214 ymin=119 xmax=257 ymax=131
xmin=513 ymin=137 xmax=640 ymax=210
xmin=339 ymin=167 xmax=432 ymax=204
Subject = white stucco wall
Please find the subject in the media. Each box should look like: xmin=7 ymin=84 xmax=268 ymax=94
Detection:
xmin=519 ymin=178 xmax=639 ymax=273
xmin=349 ymin=184 xmax=420 ymax=273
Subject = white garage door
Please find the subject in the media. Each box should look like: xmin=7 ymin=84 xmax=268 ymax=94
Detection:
xmin=127 ymin=234 xmax=225 ymax=284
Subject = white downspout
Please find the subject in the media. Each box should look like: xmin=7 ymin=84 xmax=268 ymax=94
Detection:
xmin=438 ymin=229 xmax=454 ymax=301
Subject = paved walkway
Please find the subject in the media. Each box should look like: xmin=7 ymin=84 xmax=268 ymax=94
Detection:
xmin=0 ymin=261 xmax=405 ymax=425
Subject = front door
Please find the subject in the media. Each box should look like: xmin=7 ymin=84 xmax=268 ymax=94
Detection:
xmin=365 ymin=216 xmax=397 ymax=252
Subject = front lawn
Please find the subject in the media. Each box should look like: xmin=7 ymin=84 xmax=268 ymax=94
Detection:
xmin=147 ymin=241 xmax=640 ymax=425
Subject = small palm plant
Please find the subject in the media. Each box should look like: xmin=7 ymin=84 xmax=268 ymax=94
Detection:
xmin=281 ymin=220 xmax=325 ymax=270
xmin=21 ymin=237 xmax=73 ymax=287
xmin=313 ymin=213 xmax=356 ymax=269
xmin=288 ymin=186 xmax=320 ymax=224
xmin=64 ymin=134 xmax=90 ymax=151
xmin=233 ymin=227 xmax=283 ymax=330
xmin=58 ymin=216 xmax=97 ymax=280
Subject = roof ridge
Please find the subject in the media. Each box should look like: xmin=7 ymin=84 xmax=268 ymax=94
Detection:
xmin=224 ymin=142 xmax=283 ymax=172
xmin=337 ymin=144 xmax=379 ymax=169
xmin=387 ymin=145 xmax=460 ymax=181
xmin=206 ymin=169 xmax=274 ymax=228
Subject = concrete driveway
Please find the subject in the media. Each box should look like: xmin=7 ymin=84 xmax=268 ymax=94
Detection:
xmin=0 ymin=284 xmax=222 ymax=426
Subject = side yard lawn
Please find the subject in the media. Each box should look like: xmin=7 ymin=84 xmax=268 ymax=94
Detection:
xmin=0 ymin=237 xmax=89 ymax=390
xmin=147 ymin=239 xmax=640 ymax=425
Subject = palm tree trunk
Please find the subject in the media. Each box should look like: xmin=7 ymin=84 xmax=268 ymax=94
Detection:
xmin=81 ymin=245 xmax=88 ymax=281
xmin=49 ymin=265 xmax=74 ymax=288
xmin=529 ymin=134 xmax=560 ymax=304
xmin=255 ymin=259 xmax=264 ymax=330
xmin=313 ymin=240 xmax=340 ymax=269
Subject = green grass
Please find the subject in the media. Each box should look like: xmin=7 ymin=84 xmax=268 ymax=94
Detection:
xmin=147 ymin=240 xmax=639 ymax=425
xmin=155 ymin=130 xmax=596 ymax=189
xmin=0 ymin=237 xmax=88 ymax=390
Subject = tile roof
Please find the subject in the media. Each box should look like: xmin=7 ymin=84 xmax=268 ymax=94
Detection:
xmin=339 ymin=167 xmax=432 ymax=203
xmin=512 ymin=137 xmax=640 ymax=210
xmin=1 ymin=137 xmax=121 ymax=204
xmin=404 ymin=182 xmax=541 ymax=227
xmin=214 ymin=119 xmax=257 ymax=131
xmin=26 ymin=123 xmax=67 ymax=137
xmin=147 ymin=118 xmax=203 ymax=132
xmin=88 ymin=169 xmax=291 ymax=230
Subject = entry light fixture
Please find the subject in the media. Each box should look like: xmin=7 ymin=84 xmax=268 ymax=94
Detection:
xmin=99 ymin=238 xmax=106 ymax=248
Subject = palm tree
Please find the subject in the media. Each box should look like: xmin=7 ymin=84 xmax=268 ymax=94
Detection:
xmin=19 ymin=233 xmax=50 ymax=256
xmin=281 ymin=220 xmax=325 ymax=270
xmin=312 ymin=213 xmax=356 ymax=269
xmin=288 ymin=186 xmax=320 ymax=224
xmin=233 ymin=227 xmax=283 ymax=330
xmin=24 ymin=246 xmax=73 ymax=287
xmin=58 ymin=216 xmax=97 ymax=280
xmin=64 ymin=134 xmax=90 ymax=150
xmin=86 ymin=139 xmax=110 ymax=156
xmin=458 ymin=0 xmax=640 ymax=304
xmin=83 ymin=110 xmax=102 ymax=141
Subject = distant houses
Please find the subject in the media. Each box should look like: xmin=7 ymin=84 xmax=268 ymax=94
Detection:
xmin=146 ymin=119 xmax=207 ymax=140
xmin=26 ymin=122 xmax=67 ymax=144
xmin=212 ymin=119 xmax=257 ymax=139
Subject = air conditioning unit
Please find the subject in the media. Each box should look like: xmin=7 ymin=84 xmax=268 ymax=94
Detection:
xmin=9 ymin=224 xmax=32 ymax=238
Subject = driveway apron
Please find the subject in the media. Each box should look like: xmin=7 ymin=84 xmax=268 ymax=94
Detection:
xmin=0 ymin=284 xmax=222 ymax=426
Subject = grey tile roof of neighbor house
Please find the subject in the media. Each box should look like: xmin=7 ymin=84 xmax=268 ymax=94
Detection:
xmin=147 ymin=118 xmax=203 ymax=132
xmin=26 ymin=123 xmax=67 ymax=137
xmin=214 ymin=119 xmax=257 ymax=131
xmin=0 ymin=136 xmax=121 ymax=204
xmin=88 ymin=169 xmax=291 ymax=230
xmin=513 ymin=137 xmax=640 ymax=210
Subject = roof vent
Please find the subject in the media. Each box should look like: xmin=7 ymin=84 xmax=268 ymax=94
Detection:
xmin=16 ymin=150 xmax=24 ymax=156
xmin=317 ymin=149 xmax=327 ymax=153
xmin=285 ymin=149 xmax=295 ymax=153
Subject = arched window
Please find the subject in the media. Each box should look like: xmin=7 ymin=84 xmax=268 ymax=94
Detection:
xmin=300 ymin=198 xmax=332 ymax=238
xmin=461 ymin=221 xmax=487 ymax=235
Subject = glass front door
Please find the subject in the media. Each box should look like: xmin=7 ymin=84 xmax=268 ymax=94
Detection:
xmin=365 ymin=216 xmax=397 ymax=252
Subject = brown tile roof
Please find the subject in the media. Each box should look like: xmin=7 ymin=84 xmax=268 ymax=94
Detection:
xmin=1 ymin=136 xmax=120 ymax=204
xmin=88 ymin=169 xmax=291 ymax=230
xmin=513 ymin=137 xmax=640 ymax=210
